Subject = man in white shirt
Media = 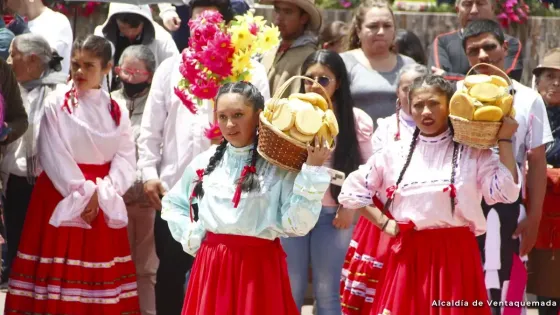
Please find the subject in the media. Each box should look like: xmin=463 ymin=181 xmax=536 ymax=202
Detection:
xmin=461 ymin=19 xmax=552 ymax=314
xmin=5 ymin=0 xmax=72 ymax=74
xmin=137 ymin=1 xmax=268 ymax=314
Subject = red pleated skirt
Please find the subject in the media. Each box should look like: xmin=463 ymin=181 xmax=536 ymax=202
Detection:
xmin=5 ymin=164 xmax=140 ymax=315
xmin=373 ymin=224 xmax=491 ymax=315
xmin=183 ymin=232 xmax=298 ymax=315
xmin=340 ymin=214 xmax=395 ymax=315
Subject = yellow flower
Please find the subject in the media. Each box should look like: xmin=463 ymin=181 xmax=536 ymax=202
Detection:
xmin=230 ymin=25 xmax=255 ymax=52
xmin=256 ymin=25 xmax=281 ymax=52
xmin=232 ymin=49 xmax=252 ymax=74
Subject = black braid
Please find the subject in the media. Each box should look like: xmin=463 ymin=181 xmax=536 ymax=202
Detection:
xmin=192 ymin=139 xmax=229 ymax=199
xmin=450 ymin=141 xmax=459 ymax=214
xmin=383 ymin=127 xmax=421 ymax=213
xmin=236 ymin=133 xmax=261 ymax=192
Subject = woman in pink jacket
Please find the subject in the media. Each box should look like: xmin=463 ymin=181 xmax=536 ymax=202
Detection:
xmin=281 ymin=49 xmax=374 ymax=315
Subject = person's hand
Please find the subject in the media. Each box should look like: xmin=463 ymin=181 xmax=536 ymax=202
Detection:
xmin=431 ymin=66 xmax=445 ymax=76
xmin=332 ymin=207 xmax=354 ymax=229
xmin=306 ymin=136 xmax=333 ymax=167
xmin=497 ymin=116 xmax=519 ymax=140
xmin=384 ymin=219 xmax=400 ymax=237
xmin=162 ymin=12 xmax=181 ymax=32
xmin=514 ymin=215 xmax=540 ymax=256
xmin=81 ymin=192 xmax=99 ymax=225
xmin=144 ymin=179 xmax=166 ymax=210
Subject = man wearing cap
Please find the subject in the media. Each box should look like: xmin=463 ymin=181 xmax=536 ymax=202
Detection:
xmin=428 ymin=0 xmax=524 ymax=82
xmin=527 ymin=48 xmax=560 ymax=315
xmin=261 ymin=0 xmax=321 ymax=98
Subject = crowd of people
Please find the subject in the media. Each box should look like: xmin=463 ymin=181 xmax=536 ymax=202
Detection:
xmin=0 ymin=0 xmax=558 ymax=314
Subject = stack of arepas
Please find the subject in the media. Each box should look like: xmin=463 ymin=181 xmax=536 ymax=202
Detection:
xmin=448 ymin=68 xmax=516 ymax=149
xmin=263 ymin=92 xmax=339 ymax=147
xmin=450 ymin=74 xmax=515 ymax=121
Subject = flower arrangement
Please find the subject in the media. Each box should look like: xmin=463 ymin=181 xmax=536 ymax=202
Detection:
xmin=496 ymin=0 xmax=530 ymax=28
xmin=43 ymin=1 xmax=108 ymax=17
xmin=174 ymin=10 xmax=280 ymax=139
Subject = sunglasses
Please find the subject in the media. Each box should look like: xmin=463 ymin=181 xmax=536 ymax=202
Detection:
xmin=116 ymin=67 xmax=151 ymax=78
xmin=303 ymin=75 xmax=334 ymax=87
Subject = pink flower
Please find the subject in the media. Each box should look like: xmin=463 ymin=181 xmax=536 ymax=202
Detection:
xmin=197 ymin=47 xmax=232 ymax=78
xmin=204 ymin=122 xmax=223 ymax=140
xmin=210 ymin=32 xmax=234 ymax=55
xmin=199 ymin=10 xmax=224 ymax=25
xmin=497 ymin=13 xmax=510 ymax=27
xmin=249 ymin=23 xmax=259 ymax=35
xmin=174 ymin=87 xmax=198 ymax=114
xmin=190 ymin=77 xmax=220 ymax=100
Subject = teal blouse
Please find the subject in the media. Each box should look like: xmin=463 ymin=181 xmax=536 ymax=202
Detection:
xmin=161 ymin=143 xmax=331 ymax=256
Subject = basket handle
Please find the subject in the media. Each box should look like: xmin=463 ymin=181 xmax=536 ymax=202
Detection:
xmin=269 ymin=75 xmax=334 ymax=120
xmin=465 ymin=63 xmax=514 ymax=89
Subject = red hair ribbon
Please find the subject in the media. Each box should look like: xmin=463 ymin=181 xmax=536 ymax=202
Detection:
xmin=232 ymin=165 xmax=257 ymax=208
xmin=386 ymin=185 xmax=397 ymax=200
xmin=188 ymin=169 xmax=205 ymax=222
xmin=110 ymin=98 xmax=121 ymax=126
xmin=443 ymin=184 xmax=457 ymax=198
xmin=61 ymin=86 xmax=77 ymax=114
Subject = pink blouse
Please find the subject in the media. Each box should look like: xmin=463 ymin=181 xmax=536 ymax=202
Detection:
xmin=323 ymin=108 xmax=373 ymax=207
xmin=39 ymin=85 xmax=136 ymax=229
xmin=338 ymin=129 xmax=521 ymax=235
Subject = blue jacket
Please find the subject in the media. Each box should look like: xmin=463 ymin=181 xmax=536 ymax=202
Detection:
xmin=0 ymin=19 xmax=15 ymax=61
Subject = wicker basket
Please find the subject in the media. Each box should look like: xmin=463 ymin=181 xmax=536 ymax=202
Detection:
xmin=450 ymin=63 xmax=514 ymax=150
xmin=257 ymin=75 xmax=333 ymax=172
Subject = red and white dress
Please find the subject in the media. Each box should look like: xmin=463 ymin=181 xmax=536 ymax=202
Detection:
xmin=339 ymin=129 xmax=520 ymax=315
xmin=5 ymin=86 xmax=140 ymax=314
xmin=340 ymin=111 xmax=415 ymax=315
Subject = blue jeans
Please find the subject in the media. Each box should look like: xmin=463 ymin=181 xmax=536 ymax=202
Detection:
xmin=281 ymin=206 xmax=354 ymax=315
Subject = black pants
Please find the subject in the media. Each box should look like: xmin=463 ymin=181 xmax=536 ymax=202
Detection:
xmin=171 ymin=5 xmax=192 ymax=52
xmin=477 ymin=198 xmax=521 ymax=315
xmin=2 ymin=174 xmax=35 ymax=281
xmin=154 ymin=210 xmax=194 ymax=315
xmin=537 ymin=296 xmax=560 ymax=315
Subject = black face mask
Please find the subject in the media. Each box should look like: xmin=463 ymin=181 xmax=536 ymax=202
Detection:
xmin=122 ymin=81 xmax=150 ymax=98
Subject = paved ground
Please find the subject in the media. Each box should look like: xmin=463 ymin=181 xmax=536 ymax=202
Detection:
xmin=0 ymin=293 xmax=539 ymax=314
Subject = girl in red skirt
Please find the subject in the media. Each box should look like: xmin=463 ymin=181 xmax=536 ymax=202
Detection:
xmin=161 ymin=81 xmax=333 ymax=315
xmin=5 ymin=35 xmax=140 ymax=314
xmin=340 ymin=64 xmax=427 ymax=315
xmin=339 ymin=74 xmax=520 ymax=315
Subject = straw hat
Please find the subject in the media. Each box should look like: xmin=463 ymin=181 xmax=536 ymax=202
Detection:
xmin=533 ymin=48 xmax=560 ymax=77
xmin=261 ymin=0 xmax=323 ymax=32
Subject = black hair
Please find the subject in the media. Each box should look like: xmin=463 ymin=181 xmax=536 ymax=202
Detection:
xmin=300 ymin=50 xmax=361 ymax=202
xmin=69 ymin=35 xmax=119 ymax=126
xmin=462 ymin=19 xmax=506 ymax=50
xmin=385 ymin=74 xmax=460 ymax=214
xmin=191 ymin=81 xmax=264 ymax=202
xmin=190 ymin=0 xmax=234 ymax=24
xmin=115 ymin=13 xmax=145 ymax=28
xmin=395 ymin=29 xmax=427 ymax=65
xmin=72 ymin=35 xmax=113 ymax=68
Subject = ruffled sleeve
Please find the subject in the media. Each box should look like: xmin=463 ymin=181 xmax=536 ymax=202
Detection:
xmin=354 ymin=108 xmax=374 ymax=162
xmin=477 ymin=149 xmax=521 ymax=205
xmin=97 ymin=113 xmax=137 ymax=229
xmin=338 ymin=153 xmax=384 ymax=209
xmin=161 ymin=161 xmax=206 ymax=256
xmin=39 ymin=94 xmax=97 ymax=229
xmin=278 ymin=164 xmax=330 ymax=236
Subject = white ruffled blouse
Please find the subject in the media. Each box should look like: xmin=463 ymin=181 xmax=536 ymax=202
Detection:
xmin=39 ymin=85 xmax=136 ymax=229
xmin=339 ymin=129 xmax=521 ymax=235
